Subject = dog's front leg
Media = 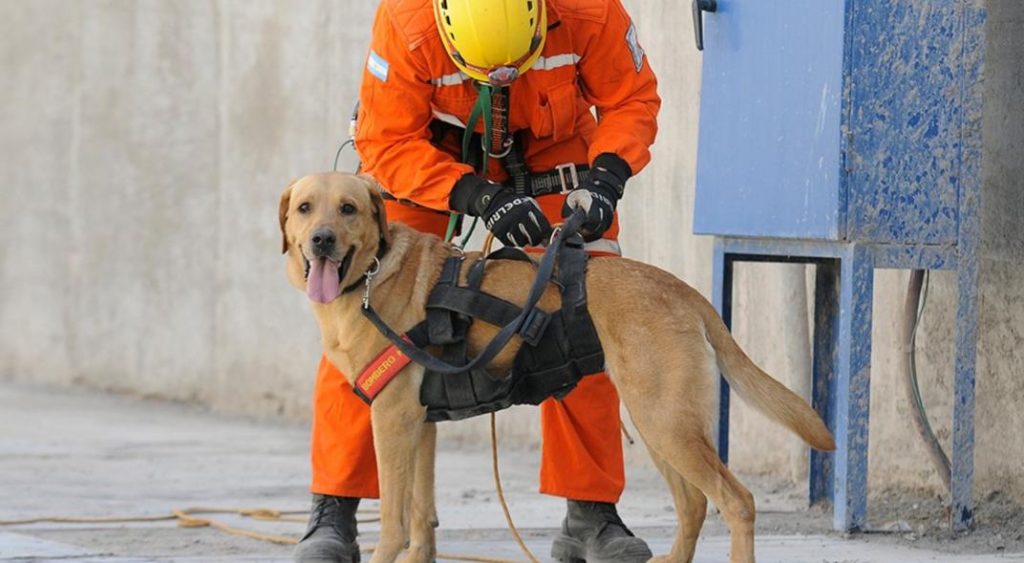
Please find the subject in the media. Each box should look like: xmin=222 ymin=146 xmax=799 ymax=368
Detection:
xmin=369 ymin=368 xmax=427 ymax=563
xmin=401 ymin=421 xmax=437 ymax=563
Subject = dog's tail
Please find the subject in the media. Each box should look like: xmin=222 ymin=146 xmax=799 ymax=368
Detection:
xmin=702 ymin=306 xmax=836 ymax=452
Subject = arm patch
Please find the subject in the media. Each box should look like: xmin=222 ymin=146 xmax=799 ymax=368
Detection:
xmin=625 ymin=22 xmax=645 ymax=73
xmin=367 ymin=50 xmax=390 ymax=82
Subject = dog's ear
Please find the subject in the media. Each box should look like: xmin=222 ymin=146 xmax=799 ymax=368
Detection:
xmin=279 ymin=179 xmax=297 ymax=254
xmin=361 ymin=175 xmax=392 ymax=247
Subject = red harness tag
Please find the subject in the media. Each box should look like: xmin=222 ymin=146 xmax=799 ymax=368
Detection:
xmin=353 ymin=339 xmax=413 ymax=404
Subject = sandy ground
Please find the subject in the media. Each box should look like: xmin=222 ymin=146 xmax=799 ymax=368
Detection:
xmin=1 ymin=379 xmax=1021 ymax=562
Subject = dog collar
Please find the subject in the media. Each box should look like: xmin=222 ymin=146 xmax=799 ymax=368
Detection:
xmin=339 ymin=239 xmax=389 ymax=296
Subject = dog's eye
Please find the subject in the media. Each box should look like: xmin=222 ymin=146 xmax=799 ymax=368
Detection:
xmin=340 ymin=203 xmax=356 ymax=215
xmin=298 ymin=202 xmax=311 ymax=214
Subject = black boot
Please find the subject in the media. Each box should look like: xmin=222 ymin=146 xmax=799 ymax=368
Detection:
xmin=293 ymin=494 xmax=361 ymax=563
xmin=551 ymin=500 xmax=652 ymax=563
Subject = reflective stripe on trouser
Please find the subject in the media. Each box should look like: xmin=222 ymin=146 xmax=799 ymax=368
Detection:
xmin=310 ymin=196 xmax=624 ymax=503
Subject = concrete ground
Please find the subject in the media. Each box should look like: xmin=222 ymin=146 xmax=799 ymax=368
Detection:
xmin=0 ymin=379 xmax=1020 ymax=563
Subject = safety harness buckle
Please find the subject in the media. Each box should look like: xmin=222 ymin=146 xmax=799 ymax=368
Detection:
xmin=518 ymin=307 xmax=551 ymax=347
xmin=555 ymin=163 xmax=580 ymax=193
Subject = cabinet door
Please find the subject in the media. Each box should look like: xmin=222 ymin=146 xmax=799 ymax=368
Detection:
xmin=693 ymin=0 xmax=846 ymax=240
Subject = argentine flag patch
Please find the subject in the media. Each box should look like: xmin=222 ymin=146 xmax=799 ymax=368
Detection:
xmin=367 ymin=50 xmax=389 ymax=82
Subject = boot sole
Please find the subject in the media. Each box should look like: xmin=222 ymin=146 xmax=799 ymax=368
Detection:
xmin=293 ymin=541 xmax=360 ymax=563
xmin=551 ymin=534 xmax=653 ymax=563
xmin=550 ymin=535 xmax=586 ymax=563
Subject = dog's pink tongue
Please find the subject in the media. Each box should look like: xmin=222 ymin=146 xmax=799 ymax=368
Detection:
xmin=307 ymin=257 xmax=341 ymax=304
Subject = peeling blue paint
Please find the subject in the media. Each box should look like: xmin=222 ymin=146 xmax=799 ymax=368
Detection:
xmin=846 ymin=0 xmax=967 ymax=245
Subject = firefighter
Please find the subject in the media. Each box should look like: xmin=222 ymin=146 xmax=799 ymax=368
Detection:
xmin=295 ymin=0 xmax=660 ymax=560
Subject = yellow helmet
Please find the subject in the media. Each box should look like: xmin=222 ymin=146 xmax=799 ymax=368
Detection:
xmin=433 ymin=0 xmax=547 ymax=85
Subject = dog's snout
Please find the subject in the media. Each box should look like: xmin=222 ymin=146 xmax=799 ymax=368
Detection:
xmin=311 ymin=228 xmax=337 ymax=256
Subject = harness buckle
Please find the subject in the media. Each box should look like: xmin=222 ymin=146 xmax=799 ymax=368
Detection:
xmin=555 ymin=163 xmax=580 ymax=193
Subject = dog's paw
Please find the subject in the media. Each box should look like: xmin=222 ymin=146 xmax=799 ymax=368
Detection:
xmin=398 ymin=545 xmax=436 ymax=563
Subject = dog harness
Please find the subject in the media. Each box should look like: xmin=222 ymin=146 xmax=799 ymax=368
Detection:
xmin=355 ymin=215 xmax=604 ymax=423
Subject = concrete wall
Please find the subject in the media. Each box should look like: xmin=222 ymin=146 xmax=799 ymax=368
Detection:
xmin=2 ymin=1 xmax=1021 ymax=502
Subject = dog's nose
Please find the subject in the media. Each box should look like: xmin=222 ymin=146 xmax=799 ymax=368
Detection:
xmin=311 ymin=228 xmax=336 ymax=256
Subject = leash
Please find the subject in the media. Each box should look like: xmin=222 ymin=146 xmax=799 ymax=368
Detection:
xmin=0 ymin=507 xmax=351 ymax=546
xmin=360 ymin=209 xmax=585 ymax=375
xmin=491 ymin=413 xmax=541 ymax=563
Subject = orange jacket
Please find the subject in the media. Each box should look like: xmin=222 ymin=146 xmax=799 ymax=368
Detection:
xmin=355 ymin=0 xmax=661 ymax=212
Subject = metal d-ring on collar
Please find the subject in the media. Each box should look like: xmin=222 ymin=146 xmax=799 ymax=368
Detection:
xmin=361 ymin=256 xmax=382 ymax=310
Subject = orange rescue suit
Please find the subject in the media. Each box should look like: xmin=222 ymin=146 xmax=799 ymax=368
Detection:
xmin=311 ymin=0 xmax=660 ymax=503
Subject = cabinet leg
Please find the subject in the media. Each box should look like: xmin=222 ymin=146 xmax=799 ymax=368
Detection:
xmin=832 ymin=247 xmax=872 ymax=532
xmin=951 ymin=259 xmax=979 ymax=531
xmin=711 ymin=241 xmax=733 ymax=463
xmin=810 ymin=260 xmax=839 ymax=506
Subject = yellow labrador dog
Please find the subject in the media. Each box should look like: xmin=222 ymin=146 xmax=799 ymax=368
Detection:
xmin=279 ymin=172 xmax=835 ymax=563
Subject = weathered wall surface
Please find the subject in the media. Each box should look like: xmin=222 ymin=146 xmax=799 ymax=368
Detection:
xmin=1 ymin=0 xmax=1021 ymax=503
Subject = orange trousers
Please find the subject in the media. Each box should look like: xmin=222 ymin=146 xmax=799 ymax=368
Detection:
xmin=310 ymin=197 xmax=625 ymax=503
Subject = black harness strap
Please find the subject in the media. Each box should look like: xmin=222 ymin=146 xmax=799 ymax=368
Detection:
xmin=426 ymin=256 xmax=465 ymax=345
xmin=427 ymin=286 xmax=551 ymax=347
xmin=435 ymin=258 xmax=486 ymax=411
xmin=359 ymin=210 xmax=584 ymax=375
xmin=503 ymin=131 xmax=532 ymax=195
xmin=432 ymin=246 xmax=550 ymax=346
xmin=554 ymin=231 xmax=605 ymax=377
xmin=429 ymin=117 xmax=589 ymax=198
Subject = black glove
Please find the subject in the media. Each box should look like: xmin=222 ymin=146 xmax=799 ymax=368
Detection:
xmin=449 ymin=174 xmax=552 ymax=247
xmin=561 ymin=153 xmax=631 ymax=241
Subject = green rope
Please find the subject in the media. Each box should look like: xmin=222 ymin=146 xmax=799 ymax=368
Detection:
xmin=447 ymin=83 xmax=495 ymax=243
xmin=444 ymin=213 xmax=460 ymax=243
xmin=459 ymin=217 xmax=480 ymax=246
xmin=462 ymin=83 xmax=493 ymax=177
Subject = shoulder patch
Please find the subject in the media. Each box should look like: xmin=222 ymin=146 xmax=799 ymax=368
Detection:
xmin=625 ymin=21 xmax=645 ymax=73
xmin=367 ymin=50 xmax=390 ymax=82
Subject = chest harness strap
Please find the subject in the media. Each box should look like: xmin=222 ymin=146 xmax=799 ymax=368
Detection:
xmin=461 ymin=84 xmax=587 ymax=196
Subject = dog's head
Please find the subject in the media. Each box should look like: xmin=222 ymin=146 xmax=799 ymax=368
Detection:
xmin=279 ymin=173 xmax=391 ymax=304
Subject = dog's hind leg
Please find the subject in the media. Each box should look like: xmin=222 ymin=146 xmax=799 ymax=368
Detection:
xmin=646 ymin=431 xmax=755 ymax=563
xmin=644 ymin=444 xmax=707 ymax=563
xmin=370 ymin=368 xmax=429 ymax=563
xmin=401 ymin=422 xmax=437 ymax=563
xmin=611 ymin=326 xmax=755 ymax=562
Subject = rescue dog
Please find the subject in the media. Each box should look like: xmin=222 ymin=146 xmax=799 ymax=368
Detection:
xmin=279 ymin=172 xmax=835 ymax=563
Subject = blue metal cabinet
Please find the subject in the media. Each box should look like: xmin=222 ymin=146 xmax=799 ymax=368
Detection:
xmin=693 ymin=0 xmax=986 ymax=533
xmin=696 ymin=0 xmax=974 ymax=245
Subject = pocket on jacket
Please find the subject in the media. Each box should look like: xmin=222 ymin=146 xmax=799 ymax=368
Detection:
xmin=534 ymin=81 xmax=578 ymax=141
